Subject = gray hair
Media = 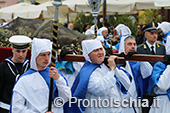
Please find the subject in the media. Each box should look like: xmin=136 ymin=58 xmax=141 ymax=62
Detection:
xmin=124 ymin=35 xmax=136 ymax=45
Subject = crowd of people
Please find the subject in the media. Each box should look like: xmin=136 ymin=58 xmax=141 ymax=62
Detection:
xmin=0 ymin=20 xmax=170 ymax=113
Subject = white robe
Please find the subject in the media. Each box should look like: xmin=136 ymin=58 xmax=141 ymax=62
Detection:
xmin=85 ymin=63 xmax=131 ymax=113
xmin=121 ymin=61 xmax=152 ymax=113
xmin=11 ymin=71 xmax=71 ymax=113
xmin=60 ymin=62 xmax=84 ymax=87
xmin=149 ymin=65 xmax=170 ymax=113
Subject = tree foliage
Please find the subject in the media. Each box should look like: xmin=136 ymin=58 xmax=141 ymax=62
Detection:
xmin=138 ymin=9 xmax=163 ymax=24
xmin=109 ymin=15 xmax=138 ymax=36
xmin=73 ymin=13 xmax=94 ymax=32
xmin=72 ymin=9 xmax=163 ymax=36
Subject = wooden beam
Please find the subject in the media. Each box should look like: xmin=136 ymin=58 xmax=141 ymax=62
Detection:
xmin=57 ymin=54 xmax=164 ymax=64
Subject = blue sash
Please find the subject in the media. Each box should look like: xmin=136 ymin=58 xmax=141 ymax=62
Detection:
xmin=71 ymin=61 xmax=99 ymax=111
xmin=10 ymin=67 xmax=68 ymax=113
xmin=164 ymin=32 xmax=170 ymax=42
xmin=116 ymin=65 xmax=132 ymax=94
xmin=39 ymin=67 xmax=59 ymax=99
xmin=147 ymin=62 xmax=170 ymax=100
xmin=129 ymin=61 xmax=144 ymax=98
xmin=115 ymin=41 xmax=120 ymax=50
xmin=65 ymin=61 xmax=131 ymax=112
xmin=64 ymin=61 xmax=99 ymax=113
xmin=104 ymin=40 xmax=110 ymax=48
xmin=55 ymin=61 xmax=75 ymax=74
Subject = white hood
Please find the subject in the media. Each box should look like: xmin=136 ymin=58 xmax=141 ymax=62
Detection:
xmin=158 ymin=21 xmax=170 ymax=35
xmin=30 ymin=38 xmax=52 ymax=71
xmin=97 ymin=27 xmax=108 ymax=36
xmin=82 ymin=39 xmax=105 ymax=63
xmin=166 ymin=36 xmax=170 ymax=55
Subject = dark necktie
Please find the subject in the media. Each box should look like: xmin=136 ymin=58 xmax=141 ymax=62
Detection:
xmin=151 ymin=46 xmax=155 ymax=55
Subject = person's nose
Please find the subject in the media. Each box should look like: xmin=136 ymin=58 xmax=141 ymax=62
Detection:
xmin=131 ymin=44 xmax=136 ymax=49
xmin=45 ymin=55 xmax=50 ymax=61
xmin=19 ymin=52 xmax=23 ymax=56
xmin=98 ymin=49 xmax=103 ymax=54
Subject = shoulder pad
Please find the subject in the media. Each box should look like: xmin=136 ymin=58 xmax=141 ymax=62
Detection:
xmin=137 ymin=44 xmax=144 ymax=48
xmin=157 ymin=43 xmax=165 ymax=47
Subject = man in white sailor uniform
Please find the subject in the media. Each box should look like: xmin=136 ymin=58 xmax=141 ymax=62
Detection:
xmin=10 ymin=38 xmax=71 ymax=113
xmin=0 ymin=35 xmax=31 ymax=113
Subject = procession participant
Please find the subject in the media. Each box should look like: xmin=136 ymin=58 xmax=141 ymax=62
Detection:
xmin=85 ymin=25 xmax=96 ymax=35
xmin=55 ymin=49 xmax=84 ymax=87
xmin=70 ymin=39 xmax=132 ymax=113
xmin=95 ymin=36 xmax=115 ymax=55
xmin=119 ymin=36 xmax=152 ymax=113
xmin=10 ymin=38 xmax=71 ymax=113
xmin=157 ymin=21 xmax=170 ymax=44
xmin=148 ymin=36 xmax=170 ymax=113
xmin=97 ymin=27 xmax=110 ymax=47
xmin=0 ymin=35 xmax=31 ymax=113
xmin=115 ymin=24 xmax=125 ymax=39
xmin=114 ymin=24 xmax=126 ymax=51
xmin=117 ymin=25 xmax=132 ymax=53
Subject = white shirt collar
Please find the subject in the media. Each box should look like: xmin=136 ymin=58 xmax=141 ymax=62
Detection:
xmin=146 ymin=41 xmax=156 ymax=52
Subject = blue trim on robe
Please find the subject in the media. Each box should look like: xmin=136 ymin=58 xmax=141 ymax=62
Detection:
xmin=64 ymin=61 xmax=98 ymax=113
xmin=114 ymin=34 xmax=122 ymax=50
xmin=115 ymin=41 xmax=120 ymax=50
xmin=115 ymin=34 xmax=130 ymax=51
xmin=147 ymin=62 xmax=170 ymax=100
xmin=164 ymin=32 xmax=170 ymax=42
xmin=119 ymin=34 xmax=122 ymax=39
xmin=9 ymin=69 xmax=36 ymax=113
xmin=10 ymin=67 xmax=69 ymax=113
xmin=55 ymin=61 xmax=75 ymax=74
xmin=104 ymin=40 xmax=110 ymax=48
xmin=64 ymin=61 xmax=132 ymax=112
xmin=19 ymin=67 xmax=66 ymax=100
xmin=39 ymin=67 xmax=58 ymax=100
xmin=71 ymin=61 xmax=100 ymax=111
xmin=116 ymin=65 xmax=132 ymax=94
xmin=129 ymin=61 xmax=144 ymax=98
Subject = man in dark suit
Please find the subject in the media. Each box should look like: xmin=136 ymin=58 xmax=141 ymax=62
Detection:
xmin=137 ymin=21 xmax=166 ymax=66
xmin=137 ymin=21 xmax=166 ymax=113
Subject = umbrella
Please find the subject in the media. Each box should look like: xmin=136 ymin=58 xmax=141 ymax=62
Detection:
xmin=154 ymin=0 xmax=170 ymax=8
xmin=44 ymin=1 xmax=74 ymax=18
xmin=0 ymin=2 xmax=74 ymax=21
xmin=135 ymin=0 xmax=157 ymax=10
xmin=106 ymin=0 xmax=136 ymax=13
xmin=0 ymin=3 xmax=40 ymax=20
xmin=63 ymin=0 xmax=136 ymax=14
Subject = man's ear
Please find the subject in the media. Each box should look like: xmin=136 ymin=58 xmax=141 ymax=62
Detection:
xmin=144 ymin=32 xmax=148 ymax=38
xmin=11 ymin=48 xmax=14 ymax=53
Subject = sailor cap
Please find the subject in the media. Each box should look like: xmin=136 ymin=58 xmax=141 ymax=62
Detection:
xmin=9 ymin=35 xmax=32 ymax=49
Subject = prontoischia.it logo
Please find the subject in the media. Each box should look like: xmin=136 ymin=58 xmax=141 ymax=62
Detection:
xmin=54 ymin=97 xmax=160 ymax=108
